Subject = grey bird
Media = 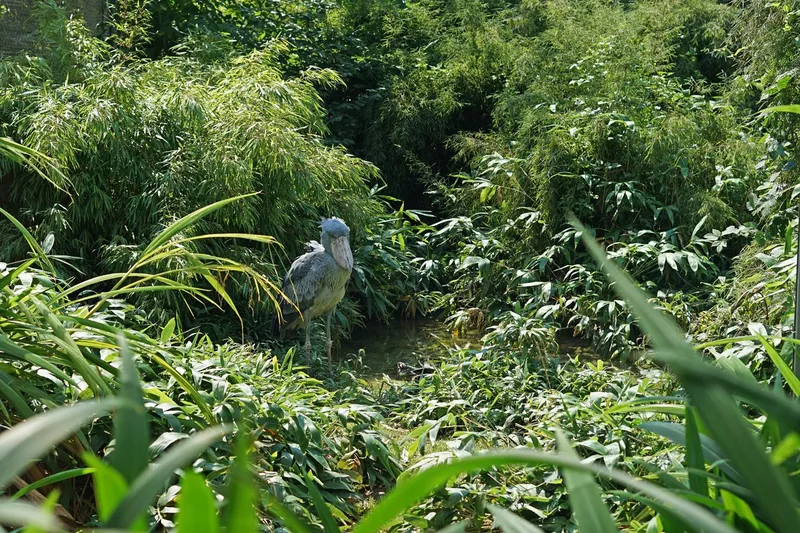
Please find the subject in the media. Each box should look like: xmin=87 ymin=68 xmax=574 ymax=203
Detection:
xmin=275 ymin=217 xmax=354 ymax=370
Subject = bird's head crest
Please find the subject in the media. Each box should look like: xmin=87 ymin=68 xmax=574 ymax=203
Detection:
xmin=320 ymin=217 xmax=350 ymax=237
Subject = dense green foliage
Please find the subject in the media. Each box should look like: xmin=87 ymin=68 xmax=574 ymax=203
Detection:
xmin=3 ymin=0 xmax=800 ymax=531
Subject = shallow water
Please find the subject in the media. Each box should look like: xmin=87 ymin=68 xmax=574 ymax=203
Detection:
xmin=336 ymin=319 xmax=605 ymax=381
xmin=337 ymin=318 xmax=481 ymax=380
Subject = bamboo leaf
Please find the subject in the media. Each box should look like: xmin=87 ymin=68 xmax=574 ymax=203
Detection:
xmin=305 ymin=469 xmax=341 ymax=533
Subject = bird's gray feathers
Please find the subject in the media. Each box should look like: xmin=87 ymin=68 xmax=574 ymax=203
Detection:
xmin=277 ymin=248 xmax=351 ymax=330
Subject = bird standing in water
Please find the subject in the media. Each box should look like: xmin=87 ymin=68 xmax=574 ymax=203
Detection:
xmin=275 ymin=217 xmax=353 ymax=371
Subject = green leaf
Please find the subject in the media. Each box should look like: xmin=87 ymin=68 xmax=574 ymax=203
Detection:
xmin=83 ymin=455 xmax=129 ymax=523
xmin=10 ymin=468 xmax=95 ymax=501
xmin=161 ymin=318 xmax=177 ymax=343
xmin=770 ymin=432 xmax=800 ymax=466
xmin=141 ymin=193 xmax=258 ymax=257
xmin=685 ymin=406 xmax=708 ymax=498
xmin=0 ymin=208 xmax=58 ymax=276
xmin=305 ymin=470 xmax=340 ymax=533
xmin=177 ymin=472 xmax=220 ymax=533
xmin=571 ymin=216 xmax=800 ymax=532
xmin=110 ymin=334 xmax=150 ymax=485
xmin=720 ymin=490 xmax=760 ymax=530
xmin=222 ymin=432 xmax=257 ymax=533
xmin=760 ymin=104 xmax=800 ymax=115
xmin=21 ymin=489 xmax=60 ymax=533
xmin=486 ymin=504 xmax=545 ymax=532
xmin=555 ymin=430 xmax=618 ymax=533
xmin=756 ymin=335 xmax=800 ymax=396
xmin=0 ymin=399 xmax=117 ymax=491
xmin=107 ymin=425 xmax=231 ymax=528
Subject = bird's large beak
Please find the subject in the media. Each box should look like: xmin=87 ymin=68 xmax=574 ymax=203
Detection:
xmin=331 ymin=236 xmax=353 ymax=270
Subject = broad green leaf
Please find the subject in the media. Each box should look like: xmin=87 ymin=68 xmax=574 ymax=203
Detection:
xmin=110 ymin=334 xmax=150 ymax=486
xmin=0 ymin=399 xmax=117 ymax=491
xmin=177 ymin=472 xmax=219 ymax=533
xmin=107 ymin=425 xmax=231 ymax=528
xmin=720 ymin=490 xmax=760 ymax=530
xmin=555 ymin=430 xmax=618 ymax=533
xmin=640 ymin=422 xmax=744 ymax=484
xmin=572 ymin=216 xmax=800 ymax=532
xmin=486 ymin=504 xmax=545 ymax=532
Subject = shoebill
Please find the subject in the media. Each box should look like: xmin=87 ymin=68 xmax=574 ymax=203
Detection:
xmin=275 ymin=217 xmax=353 ymax=371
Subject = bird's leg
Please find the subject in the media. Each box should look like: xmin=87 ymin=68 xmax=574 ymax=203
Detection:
xmin=304 ymin=315 xmax=312 ymax=367
xmin=326 ymin=307 xmax=335 ymax=373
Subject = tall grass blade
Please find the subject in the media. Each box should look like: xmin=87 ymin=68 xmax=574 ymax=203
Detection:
xmin=10 ymin=468 xmax=95 ymax=500
xmin=110 ymin=334 xmax=150 ymax=486
xmin=140 ymin=193 xmax=259 ymax=257
xmin=555 ymin=430 xmax=618 ymax=533
xmin=684 ymin=406 xmax=709 ymax=498
xmin=0 ymin=209 xmax=57 ymax=277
